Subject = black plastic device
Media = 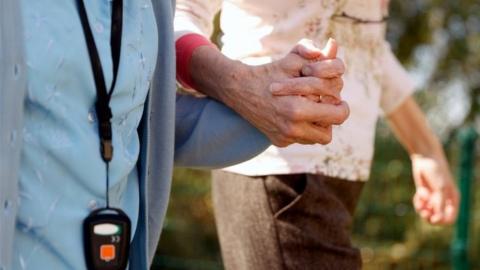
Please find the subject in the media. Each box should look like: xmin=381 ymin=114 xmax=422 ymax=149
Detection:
xmin=83 ymin=208 xmax=131 ymax=270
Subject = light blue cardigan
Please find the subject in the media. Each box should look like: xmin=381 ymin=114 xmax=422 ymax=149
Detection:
xmin=0 ymin=0 xmax=270 ymax=269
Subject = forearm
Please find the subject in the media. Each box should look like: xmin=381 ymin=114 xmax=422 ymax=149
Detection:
xmin=188 ymin=46 xmax=250 ymax=107
xmin=390 ymin=98 xmax=459 ymax=225
xmin=387 ymin=97 xmax=445 ymax=159
xmin=175 ymin=94 xmax=270 ymax=168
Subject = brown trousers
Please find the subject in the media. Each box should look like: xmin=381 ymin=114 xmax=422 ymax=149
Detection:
xmin=212 ymin=171 xmax=365 ymax=270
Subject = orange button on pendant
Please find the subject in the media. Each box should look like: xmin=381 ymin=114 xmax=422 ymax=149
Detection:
xmin=100 ymin=244 xmax=116 ymax=262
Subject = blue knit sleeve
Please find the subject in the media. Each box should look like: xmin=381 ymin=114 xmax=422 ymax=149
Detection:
xmin=174 ymin=94 xmax=270 ymax=168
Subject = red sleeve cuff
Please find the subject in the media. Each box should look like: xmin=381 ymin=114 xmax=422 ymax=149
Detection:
xmin=176 ymin=33 xmax=216 ymax=90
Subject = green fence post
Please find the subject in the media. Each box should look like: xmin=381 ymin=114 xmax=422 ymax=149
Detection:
xmin=451 ymin=126 xmax=478 ymax=270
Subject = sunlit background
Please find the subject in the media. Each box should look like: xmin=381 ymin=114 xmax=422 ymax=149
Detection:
xmin=153 ymin=1 xmax=480 ymax=269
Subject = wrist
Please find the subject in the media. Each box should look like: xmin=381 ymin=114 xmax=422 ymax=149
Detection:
xmin=410 ymin=151 xmax=448 ymax=170
xmin=213 ymin=58 xmax=252 ymax=109
xmin=409 ymin=141 xmax=444 ymax=161
xmin=176 ymin=33 xmax=216 ymax=90
xmin=189 ymin=45 xmax=252 ymax=107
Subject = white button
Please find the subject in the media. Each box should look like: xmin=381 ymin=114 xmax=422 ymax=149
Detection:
xmin=94 ymin=223 xmax=120 ymax=235
xmin=3 ymin=200 xmax=12 ymax=214
xmin=13 ymin=64 xmax=20 ymax=79
xmin=88 ymin=200 xmax=98 ymax=210
xmin=9 ymin=130 xmax=17 ymax=147
xmin=88 ymin=111 xmax=96 ymax=123
xmin=95 ymin=22 xmax=104 ymax=33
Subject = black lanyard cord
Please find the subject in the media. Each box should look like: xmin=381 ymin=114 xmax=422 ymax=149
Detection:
xmin=76 ymin=0 xmax=123 ymax=208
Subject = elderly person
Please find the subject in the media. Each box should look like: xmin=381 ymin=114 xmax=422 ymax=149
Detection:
xmin=0 ymin=0 xmax=349 ymax=269
xmin=174 ymin=0 xmax=460 ymax=269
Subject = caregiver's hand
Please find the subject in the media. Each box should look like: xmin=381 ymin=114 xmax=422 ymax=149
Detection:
xmin=411 ymin=154 xmax=459 ymax=225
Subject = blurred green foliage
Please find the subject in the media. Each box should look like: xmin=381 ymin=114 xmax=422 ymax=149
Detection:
xmin=154 ymin=1 xmax=480 ymax=269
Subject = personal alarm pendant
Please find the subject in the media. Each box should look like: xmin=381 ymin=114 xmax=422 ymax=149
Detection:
xmin=76 ymin=0 xmax=131 ymax=269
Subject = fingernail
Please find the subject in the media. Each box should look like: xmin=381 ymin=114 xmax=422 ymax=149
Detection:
xmin=301 ymin=66 xmax=312 ymax=76
xmin=327 ymin=38 xmax=336 ymax=47
xmin=322 ymin=38 xmax=338 ymax=59
xmin=270 ymin=83 xmax=281 ymax=93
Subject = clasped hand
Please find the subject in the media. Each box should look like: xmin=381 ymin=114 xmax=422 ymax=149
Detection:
xmin=231 ymin=38 xmax=348 ymax=146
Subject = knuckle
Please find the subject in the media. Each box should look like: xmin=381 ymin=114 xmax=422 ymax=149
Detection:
xmin=332 ymin=105 xmax=349 ymax=124
xmin=318 ymin=131 xmax=332 ymax=145
xmin=272 ymin=138 xmax=290 ymax=147
xmin=324 ymin=134 xmax=333 ymax=144
xmin=330 ymin=113 xmax=342 ymax=125
xmin=334 ymin=78 xmax=344 ymax=92
xmin=323 ymin=78 xmax=342 ymax=95
xmin=306 ymin=62 xmax=322 ymax=77
xmin=330 ymin=58 xmax=345 ymax=73
xmin=291 ymin=44 xmax=302 ymax=55
xmin=336 ymin=59 xmax=346 ymax=74
xmin=281 ymin=123 xmax=300 ymax=140
xmin=280 ymin=141 xmax=291 ymax=147
xmin=317 ymin=60 xmax=341 ymax=78
xmin=340 ymin=102 xmax=350 ymax=121
xmin=273 ymin=82 xmax=289 ymax=94
xmin=284 ymin=104 xmax=304 ymax=122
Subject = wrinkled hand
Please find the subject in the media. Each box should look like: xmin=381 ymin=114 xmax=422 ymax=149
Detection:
xmin=411 ymin=154 xmax=459 ymax=225
xmin=272 ymin=38 xmax=342 ymax=105
xmin=228 ymin=39 xmax=349 ymax=146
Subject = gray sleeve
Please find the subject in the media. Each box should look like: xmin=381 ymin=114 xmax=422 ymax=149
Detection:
xmin=174 ymin=94 xmax=270 ymax=168
xmin=0 ymin=0 xmax=27 ymax=268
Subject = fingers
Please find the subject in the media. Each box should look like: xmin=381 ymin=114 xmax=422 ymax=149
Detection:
xmin=440 ymin=184 xmax=460 ymax=224
xmin=321 ymin=38 xmax=338 ymax=59
xmin=297 ymin=124 xmax=333 ymax=145
xmin=413 ymin=186 xmax=430 ymax=215
xmin=301 ymin=58 xmax=345 ymax=78
xmin=270 ymin=77 xmax=343 ymax=100
xmin=413 ymin=192 xmax=458 ymax=225
xmin=299 ymin=94 xmax=340 ymax=105
xmin=268 ymin=96 xmax=349 ymax=146
xmin=291 ymin=39 xmax=324 ymax=60
xmin=277 ymin=97 xmax=349 ymax=125
xmin=278 ymin=122 xmax=333 ymax=145
xmin=429 ymin=190 xmax=446 ymax=224
xmin=291 ymin=38 xmax=338 ymax=60
xmin=413 ymin=174 xmax=460 ymax=225
xmin=443 ymin=199 xmax=458 ymax=224
xmin=291 ymin=38 xmax=343 ymax=79
xmin=266 ymin=38 xmax=346 ymax=146
xmin=426 ymin=190 xmax=458 ymax=225
xmin=448 ymin=187 xmax=460 ymax=222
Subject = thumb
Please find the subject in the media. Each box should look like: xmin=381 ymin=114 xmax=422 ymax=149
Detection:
xmin=291 ymin=39 xmax=323 ymax=60
xmin=320 ymin=38 xmax=338 ymax=60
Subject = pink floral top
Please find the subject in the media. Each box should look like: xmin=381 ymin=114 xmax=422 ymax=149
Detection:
xmin=175 ymin=0 xmax=415 ymax=181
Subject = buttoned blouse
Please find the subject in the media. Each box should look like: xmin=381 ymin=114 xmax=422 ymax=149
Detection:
xmin=15 ymin=0 xmax=158 ymax=268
